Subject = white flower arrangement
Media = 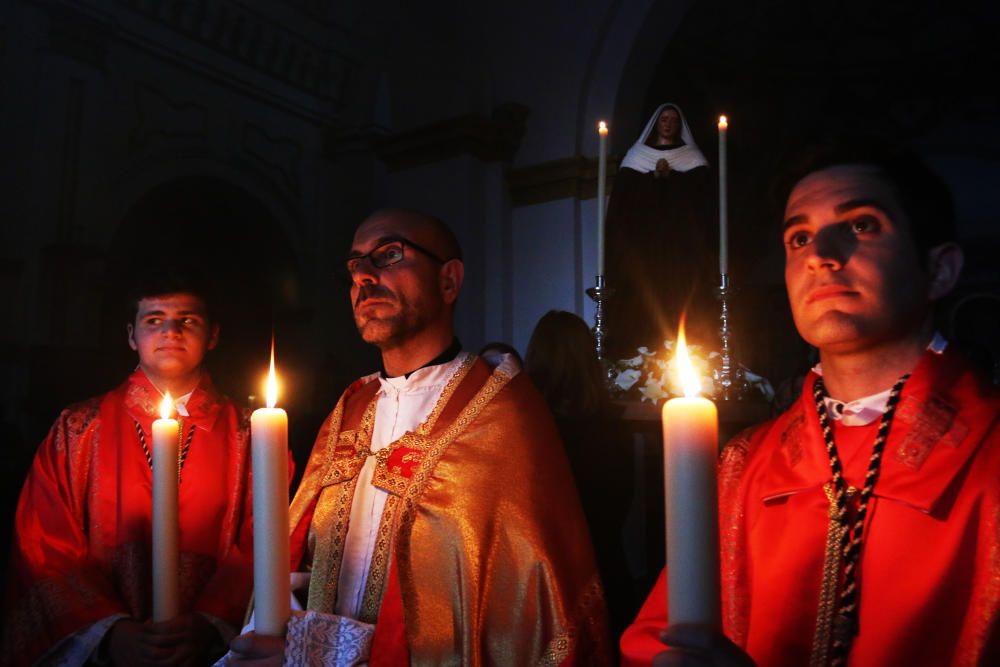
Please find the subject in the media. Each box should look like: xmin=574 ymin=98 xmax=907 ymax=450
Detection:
xmin=610 ymin=339 xmax=775 ymax=405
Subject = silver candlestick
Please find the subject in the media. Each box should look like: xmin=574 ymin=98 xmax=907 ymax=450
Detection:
xmin=715 ymin=273 xmax=745 ymax=400
xmin=586 ymin=274 xmax=613 ymax=362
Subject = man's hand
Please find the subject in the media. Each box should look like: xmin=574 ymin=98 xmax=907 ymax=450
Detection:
xmin=651 ymin=624 xmax=756 ymax=667
xmin=108 ymin=613 xmax=221 ymax=666
xmin=655 ymin=158 xmax=672 ymax=178
xmin=227 ymin=631 xmax=286 ymax=667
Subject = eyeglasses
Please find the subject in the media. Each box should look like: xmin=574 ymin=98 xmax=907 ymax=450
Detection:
xmin=343 ymin=238 xmax=449 ymax=278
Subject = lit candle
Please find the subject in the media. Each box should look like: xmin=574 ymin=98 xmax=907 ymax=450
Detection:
xmin=718 ymin=115 xmax=728 ymax=276
xmin=661 ymin=321 xmax=720 ymax=626
xmin=250 ymin=340 xmax=291 ymax=636
xmin=152 ymin=392 xmax=180 ymax=621
xmin=597 ymin=121 xmax=609 ymax=275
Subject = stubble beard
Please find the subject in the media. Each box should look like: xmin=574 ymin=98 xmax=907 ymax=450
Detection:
xmin=355 ymin=301 xmax=429 ymax=351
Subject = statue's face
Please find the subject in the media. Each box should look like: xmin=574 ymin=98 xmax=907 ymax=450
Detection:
xmin=656 ymin=109 xmax=681 ymax=143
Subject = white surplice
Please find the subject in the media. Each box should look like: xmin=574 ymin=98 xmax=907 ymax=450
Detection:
xmin=334 ymin=353 xmax=470 ymax=619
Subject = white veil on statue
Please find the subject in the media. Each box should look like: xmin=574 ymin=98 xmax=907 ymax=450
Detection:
xmin=619 ymin=103 xmax=709 ymax=174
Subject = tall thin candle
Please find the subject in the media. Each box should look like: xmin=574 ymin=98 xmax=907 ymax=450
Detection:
xmin=661 ymin=321 xmax=721 ymax=626
xmin=597 ymin=121 xmax=609 ymax=275
xmin=718 ymin=115 xmax=729 ymax=276
xmin=152 ymin=393 xmax=180 ymax=621
xmin=250 ymin=340 xmax=291 ymax=636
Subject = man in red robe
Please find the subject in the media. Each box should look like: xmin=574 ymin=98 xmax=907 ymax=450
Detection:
xmin=227 ymin=209 xmax=611 ymax=665
xmin=3 ymin=269 xmax=258 ymax=666
xmin=621 ymin=144 xmax=1000 ymax=666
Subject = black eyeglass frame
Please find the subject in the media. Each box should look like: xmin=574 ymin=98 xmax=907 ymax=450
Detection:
xmin=343 ymin=237 xmax=453 ymax=278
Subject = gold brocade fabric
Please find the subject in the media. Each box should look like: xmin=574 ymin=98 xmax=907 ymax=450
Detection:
xmin=289 ymin=357 xmax=612 ymax=665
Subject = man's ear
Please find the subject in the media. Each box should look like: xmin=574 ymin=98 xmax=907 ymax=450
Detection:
xmin=207 ymin=323 xmax=220 ymax=351
xmin=127 ymin=323 xmax=138 ymax=351
xmin=439 ymin=259 xmax=464 ymax=306
xmin=927 ymin=242 xmax=964 ymax=301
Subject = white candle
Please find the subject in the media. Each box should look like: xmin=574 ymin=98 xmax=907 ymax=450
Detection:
xmin=597 ymin=121 xmax=609 ymax=276
xmin=718 ymin=115 xmax=728 ymax=276
xmin=661 ymin=323 xmax=720 ymax=626
xmin=250 ymin=342 xmax=291 ymax=636
xmin=152 ymin=393 xmax=180 ymax=622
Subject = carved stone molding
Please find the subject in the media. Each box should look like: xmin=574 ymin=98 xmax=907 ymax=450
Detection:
xmin=129 ymin=83 xmax=208 ymax=155
xmin=116 ymin=0 xmax=353 ymax=103
xmin=332 ymin=103 xmax=529 ymax=170
xmin=506 ymin=156 xmax=620 ymax=207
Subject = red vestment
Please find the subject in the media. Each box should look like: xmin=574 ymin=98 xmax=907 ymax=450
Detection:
xmin=288 ymin=356 xmax=612 ymax=665
xmin=621 ymin=348 xmax=1000 ymax=666
xmin=2 ymin=369 xmax=257 ymax=666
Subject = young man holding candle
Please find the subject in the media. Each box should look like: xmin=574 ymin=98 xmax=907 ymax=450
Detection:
xmin=620 ymin=143 xmax=1000 ymax=666
xmin=3 ymin=267 xmax=259 ymax=666
xmin=227 ymin=209 xmax=611 ymax=665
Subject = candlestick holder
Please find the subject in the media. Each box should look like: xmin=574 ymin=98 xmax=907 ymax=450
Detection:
xmin=586 ymin=274 xmax=615 ymax=374
xmin=714 ymin=273 xmax=746 ymax=400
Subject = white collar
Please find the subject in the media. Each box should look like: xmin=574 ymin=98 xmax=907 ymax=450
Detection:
xmin=376 ymin=353 xmax=468 ymax=396
xmin=173 ymin=390 xmax=194 ymax=417
xmin=137 ymin=367 xmax=196 ymax=417
xmin=813 ymin=333 xmax=947 ymax=426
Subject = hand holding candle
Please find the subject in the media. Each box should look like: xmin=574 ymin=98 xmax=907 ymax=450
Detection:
xmin=662 ymin=319 xmax=721 ymax=627
xmin=250 ymin=340 xmax=291 ymax=636
xmin=597 ymin=121 xmax=609 ymax=275
xmin=718 ymin=115 xmax=728 ymax=276
xmin=152 ymin=393 xmax=180 ymax=622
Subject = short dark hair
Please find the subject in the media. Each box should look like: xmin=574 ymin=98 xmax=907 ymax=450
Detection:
xmin=775 ymin=138 xmax=957 ymax=258
xmin=124 ymin=264 xmax=216 ymax=324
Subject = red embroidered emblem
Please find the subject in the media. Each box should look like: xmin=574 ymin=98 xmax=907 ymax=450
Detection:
xmin=385 ymin=447 xmax=423 ymax=479
xmin=371 ymin=445 xmax=425 ymax=496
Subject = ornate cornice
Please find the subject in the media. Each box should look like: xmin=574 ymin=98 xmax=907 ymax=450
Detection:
xmin=37 ymin=0 xmax=357 ymax=121
xmin=115 ymin=0 xmax=353 ymax=103
xmin=327 ymin=103 xmax=530 ymax=170
xmin=506 ymin=156 xmax=619 ymax=207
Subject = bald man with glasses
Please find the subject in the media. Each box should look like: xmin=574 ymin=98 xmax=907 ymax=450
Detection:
xmin=228 ymin=209 xmax=611 ymax=666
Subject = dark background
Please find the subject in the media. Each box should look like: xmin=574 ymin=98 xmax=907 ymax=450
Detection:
xmin=2 ymin=0 xmax=998 ymax=621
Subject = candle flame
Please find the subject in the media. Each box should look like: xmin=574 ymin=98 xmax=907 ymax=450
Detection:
xmin=160 ymin=392 xmax=174 ymax=420
xmin=266 ymin=338 xmax=278 ymax=408
xmin=675 ymin=317 xmax=702 ymax=398
xmin=718 ymin=115 xmax=728 ymax=130
xmin=598 ymin=121 xmax=608 ymax=136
